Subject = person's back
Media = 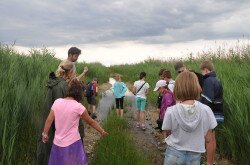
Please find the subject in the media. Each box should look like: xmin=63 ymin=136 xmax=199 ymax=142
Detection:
xmin=43 ymin=74 xmax=68 ymax=120
xmin=113 ymin=81 xmax=127 ymax=98
xmin=163 ymin=101 xmax=217 ymax=152
xmin=200 ymin=61 xmax=224 ymax=118
xmin=37 ymin=61 xmax=74 ymax=165
xmin=52 ymin=98 xmax=85 ymax=147
xmin=162 ymin=71 xmax=217 ymax=165
xmin=160 ymin=91 xmax=175 ymax=120
xmin=134 ymin=79 xmax=149 ymax=98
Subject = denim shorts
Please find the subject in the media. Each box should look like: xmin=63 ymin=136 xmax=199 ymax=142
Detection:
xmin=164 ymin=146 xmax=201 ymax=165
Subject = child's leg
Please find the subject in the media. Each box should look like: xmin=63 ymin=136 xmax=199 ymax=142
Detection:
xmin=115 ymin=98 xmax=120 ymax=116
xmin=137 ymin=110 xmax=140 ymax=123
xmin=120 ymin=97 xmax=124 ymax=117
xmin=141 ymin=98 xmax=146 ymax=127
xmin=141 ymin=111 xmax=145 ymax=125
xmin=88 ymin=104 xmax=91 ymax=114
xmin=136 ymin=97 xmax=141 ymax=123
xmin=92 ymin=105 xmax=96 ymax=114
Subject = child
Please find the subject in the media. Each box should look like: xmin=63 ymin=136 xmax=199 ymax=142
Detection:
xmin=86 ymin=77 xmax=98 ymax=119
xmin=133 ymin=72 xmax=150 ymax=130
xmin=42 ymin=79 xmax=107 ymax=165
xmin=162 ymin=70 xmax=175 ymax=92
xmin=162 ymin=72 xmax=217 ymax=165
xmin=112 ymin=74 xmax=128 ymax=117
xmin=153 ymin=80 xmax=175 ymax=139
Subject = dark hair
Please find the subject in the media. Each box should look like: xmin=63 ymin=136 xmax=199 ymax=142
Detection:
xmin=66 ymin=79 xmax=84 ymax=102
xmin=174 ymin=61 xmax=184 ymax=71
xmin=139 ymin=72 xmax=146 ymax=79
xmin=158 ymin=68 xmax=166 ymax=76
xmin=163 ymin=84 xmax=170 ymax=90
xmin=68 ymin=47 xmax=81 ymax=56
xmin=162 ymin=70 xmax=172 ymax=79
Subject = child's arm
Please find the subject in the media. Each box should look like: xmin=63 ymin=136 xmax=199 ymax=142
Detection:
xmin=132 ymin=86 xmax=136 ymax=95
xmin=122 ymin=83 xmax=128 ymax=94
xmin=81 ymin=110 xmax=107 ymax=136
xmin=205 ymin=130 xmax=216 ymax=165
xmin=42 ymin=110 xmax=55 ymax=142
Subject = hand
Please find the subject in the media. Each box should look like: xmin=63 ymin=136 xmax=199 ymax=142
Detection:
xmin=42 ymin=133 xmax=49 ymax=143
xmin=83 ymin=66 xmax=88 ymax=73
xmin=100 ymin=130 xmax=108 ymax=137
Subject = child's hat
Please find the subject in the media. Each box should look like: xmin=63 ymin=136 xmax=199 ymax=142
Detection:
xmin=153 ymin=80 xmax=167 ymax=91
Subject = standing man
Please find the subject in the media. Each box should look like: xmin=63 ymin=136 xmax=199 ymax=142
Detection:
xmin=57 ymin=47 xmax=88 ymax=81
xmin=57 ymin=47 xmax=88 ymax=145
xmin=174 ymin=61 xmax=203 ymax=88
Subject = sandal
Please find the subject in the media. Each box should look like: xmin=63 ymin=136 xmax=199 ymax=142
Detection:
xmin=141 ymin=124 xmax=146 ymax=130
xmin=136 ymin=122 xmax=140 ymax=128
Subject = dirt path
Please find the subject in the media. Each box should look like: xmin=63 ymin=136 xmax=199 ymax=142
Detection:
xmin=124 ymin=98 xmax=165 ymax=165
xmin=83 ymin=80 xmax=234 ymax=165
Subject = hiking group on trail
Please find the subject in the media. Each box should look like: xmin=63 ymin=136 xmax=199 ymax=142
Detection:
xmin=37 ymin=47 xmax=224 ymax=165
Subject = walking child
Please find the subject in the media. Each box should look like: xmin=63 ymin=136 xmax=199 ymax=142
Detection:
xmin=42 ymin=79 xmax=107 ymax=165
xmin=112 ymin=74 xmax=128 ymax=117
xmin=133 ymin=72 xmax=150 ymax=130
xmin=153 ymin=80 xmax=175 ymax=139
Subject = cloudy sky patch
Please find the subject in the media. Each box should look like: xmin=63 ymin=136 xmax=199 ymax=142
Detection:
xmin=0 ymin=0 xmax=249 ymax=65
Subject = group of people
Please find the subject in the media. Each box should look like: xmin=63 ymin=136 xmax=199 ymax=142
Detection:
xmin=37 ymin=46 xmax=224 ymax=165
xmin=37 ymin=47 xmax=107 ymax=165
xmin=112 ymin=61 xmax=223 ymax=165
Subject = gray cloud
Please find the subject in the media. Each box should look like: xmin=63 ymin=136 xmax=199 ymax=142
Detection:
xmin=0 ymin=0 xmax=250 ymax=46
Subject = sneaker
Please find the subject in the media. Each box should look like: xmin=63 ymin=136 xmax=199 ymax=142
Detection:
xmin=136 ymin=122 xmax=140 ymax=128
xmin=141 ymin=124 xmax=146 ymax=130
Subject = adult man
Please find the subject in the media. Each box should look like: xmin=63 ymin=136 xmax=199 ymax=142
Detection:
xmin=57 ymin=47 xmax=88 ymax=81
xmin=174 ymin=61 xmax=203 ymax=88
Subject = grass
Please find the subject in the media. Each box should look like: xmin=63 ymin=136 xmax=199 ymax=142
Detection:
xmin=0 ymin=45 xmax=110 ymax=164
xmin=92 ymin=113 xmax=150 ymax=165
xmin=109 ymin=44 xmax=250 ymax=164
xmin=0 ymin=43 xmax=249 ymax=164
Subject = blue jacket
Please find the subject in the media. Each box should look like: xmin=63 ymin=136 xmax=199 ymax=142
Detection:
xmin=201 ymin=71 xmax=222 ymax=104
xmin=112 ymin=82 xmax=127 ymax=98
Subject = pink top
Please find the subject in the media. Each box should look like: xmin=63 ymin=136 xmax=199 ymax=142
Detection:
xmin=51 ymin=98 xmax=86 ymax=147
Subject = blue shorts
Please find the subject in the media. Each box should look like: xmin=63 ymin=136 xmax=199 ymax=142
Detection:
xmin=164 ymin=146 xmax=201 ymax=165
xmin=136 ymin=97 xmax=146 ymax=111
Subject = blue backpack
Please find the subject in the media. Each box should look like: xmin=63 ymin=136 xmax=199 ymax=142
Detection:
xmin=85 ymin=83 xmax=94 ymax=97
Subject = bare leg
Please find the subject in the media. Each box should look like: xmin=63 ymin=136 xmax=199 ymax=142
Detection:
xmin=137 ymin=110 xmax=140 ymax=123
xmin=92 ymin=105 xmax=96 ymax=114
xmin=141 ymin=111 xmax=145 ymax=125
xmin=120 ymin=109 xmax=124 ymax=118
xmin=88 ymin=104 xmax=91 ymax=114
xmin=116 ymin=109 xmax=119 ymax=116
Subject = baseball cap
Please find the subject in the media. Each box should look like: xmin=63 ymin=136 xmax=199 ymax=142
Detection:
xmin=153 ymin=80 xmax=167 ymax=91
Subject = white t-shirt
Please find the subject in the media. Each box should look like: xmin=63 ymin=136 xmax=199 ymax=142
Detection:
xmin=168 ymin=79 xmax=175 ymax=92
xmin=162 ymin=101 xmax=217 ymax=153
xmin=133 ymin=80 xmax=150 ymax=99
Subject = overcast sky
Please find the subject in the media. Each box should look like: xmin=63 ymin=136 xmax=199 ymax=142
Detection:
xmin=1 ymin=0 xmax=250 ymax=66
